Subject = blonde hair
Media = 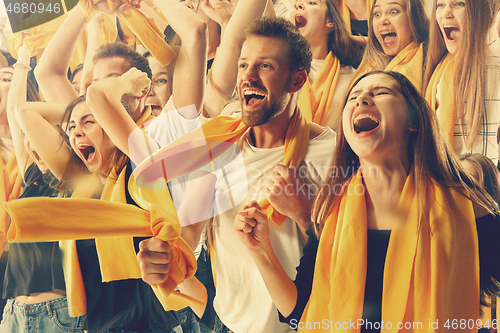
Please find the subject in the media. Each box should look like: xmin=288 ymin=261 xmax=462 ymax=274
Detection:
xmin=423 ymin=0 xmax=493 ymax=150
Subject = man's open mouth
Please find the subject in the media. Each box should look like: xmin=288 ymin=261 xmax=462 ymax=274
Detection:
xmin=244 ymin=90 xmax=266 ymax=107
xmin=353 ymin=113 xmax=380 ymax=134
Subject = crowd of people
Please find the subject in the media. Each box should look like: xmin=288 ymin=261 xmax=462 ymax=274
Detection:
xmin=0 ymin=0 xmax=498 ymax=332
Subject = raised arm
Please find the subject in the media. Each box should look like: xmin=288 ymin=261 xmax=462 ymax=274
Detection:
xmin=6 ymin=45 xmax=33 ymax=177
xmin=33 ymin=6 xmax=86 ymax=103
xmin=203 ymin=0 xmax=267 ymax=117
xmin=80 ymin=13 xmax=104 ymax=95
xmin=15 ymin=102 xmax=73 ymax=179
xmin=152 ymin=0 xmax=208 ymax=113
xmin=86 ymin=67 xmax=156 ymax=166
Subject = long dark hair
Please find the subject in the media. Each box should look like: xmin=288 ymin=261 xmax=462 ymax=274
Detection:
xmin=325 ymin=0 xmax=364 ymax=67
xmin=312 ymin=71 xmax=497 ymax=237
xmin=55 ymin=95 xmax=128 ymax=191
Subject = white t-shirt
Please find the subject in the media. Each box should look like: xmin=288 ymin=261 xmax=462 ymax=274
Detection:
xmin=213 ymin=128 xmax=336 ymax=333
xmin=308 ymin=59 xmax=355 ymax=130
xmin=147 ymin=97 xmax=202 ymax=210
xmin=436 ymin=54 xmax=500 ymax=165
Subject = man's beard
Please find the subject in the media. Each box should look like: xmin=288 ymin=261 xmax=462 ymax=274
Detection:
xmin=121 ymin=97 xmax=134 ymax=116
xmin=241 ymin=75 xmax=292 ymax=126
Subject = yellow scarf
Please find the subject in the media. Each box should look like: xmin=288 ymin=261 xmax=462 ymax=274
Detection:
xmin=6 ymin=109 xmax=310 ymax=313
xmin=0 ymin=151 xmax=23 ymax=242
xmin=132 ymin=109 xmax=310 ymax=227
xmin=338 ymin=0 xmax=374 ymax=33
xmin=78 ymin=0 xmax=176 ymax=67
xmin=7 ymin=12 xmax=87 ymax=72
xmin=299 ymin=171 xmax=479 ymax=332
xmin=297 ymin=52 xmax=341 ymax=128
xmin=424 ymin=53 xmax=456 ymax=146
xmin=384 ymin=42 xmax=423 ymax=89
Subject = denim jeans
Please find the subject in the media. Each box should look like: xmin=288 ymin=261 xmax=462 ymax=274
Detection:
xmin=0 ymin=296 xmax=83 ymax=333
xmin=104 ymin=326 xmax=183 ymax=333
xmin=212 ymin=315 xmax=233 ymax=333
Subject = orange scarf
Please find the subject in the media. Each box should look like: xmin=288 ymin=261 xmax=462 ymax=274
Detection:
xmin=338 ymin=0 xmax=374 ymax=33
xmin=299 ymin=171 xmax=479 ymax=332
xmin=0 ymin=151 xmax=23 ymax=242
xmin=424 ymin=53 xmax=456 ymax=146
xmin=297 ymin=52 xmax=341 ymax=127
xmin=384 ymin=42 xmax=423 ymax=89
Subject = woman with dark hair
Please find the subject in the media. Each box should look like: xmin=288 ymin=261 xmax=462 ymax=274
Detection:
xmin=234 ymin=71 xmax=500 ymax=332
xmin=0 ymin=45 xmax=78 ymax=333
xmin=460 ymin=153 xmax=500 ymax=329
xmin=423 ymin=0 xmax=500 ymax=165
xmin=355 ymin=0 xmax=429 ymax=88
xmin=292 ymin=0 xmax=364 ymax=129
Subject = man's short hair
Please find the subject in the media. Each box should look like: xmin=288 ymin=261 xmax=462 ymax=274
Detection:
xmin=93 ymin=42 xmax=152 ymax=80
xmin=245 ymin=17 xmax=312 ymax=75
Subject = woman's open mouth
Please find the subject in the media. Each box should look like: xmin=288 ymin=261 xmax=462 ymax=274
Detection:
xmin=380 ymin=30 xmax=397 ymax=46
xmin=295 ymin=15 xmax=307 ymax=29
xmin=78 ymin=143 xmax=96 ymax=163
xmin=443 ymin=25 xmax=460 ymax=41
xmin=353 ymin=113 xmax=380 ymax=135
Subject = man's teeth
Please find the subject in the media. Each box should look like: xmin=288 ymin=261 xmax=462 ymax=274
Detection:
xmin=244 ymin=90 xmax=266 ymax=97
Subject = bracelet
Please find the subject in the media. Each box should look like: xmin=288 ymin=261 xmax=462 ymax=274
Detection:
xmin=13 ymin=63 xmax=32 ymax=71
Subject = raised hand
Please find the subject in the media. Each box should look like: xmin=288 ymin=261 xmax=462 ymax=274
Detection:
xmin=137 ymin=238 xmax=171 ymax=284
xmin=265 ymin=164 xmax=312 ymax=230
xmin=200 ymin=0 xmax=235 ymax=27
xmin=234 ymin=201 xmax=271 ymax=251
xmin=120 ymin=67 xmax=151 ymax=98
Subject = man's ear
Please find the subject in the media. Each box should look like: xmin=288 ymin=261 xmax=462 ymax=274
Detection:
xmin=290 ymin=70 xmax=308 ymax=94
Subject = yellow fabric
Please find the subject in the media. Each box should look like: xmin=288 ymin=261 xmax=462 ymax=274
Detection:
xmin=299 ymin=171 xmax=479 ymax=332
xmin=6 ymin=10 xmax=86 ymax=72
xmin=424 ymin=53 xmax=455 ymax=146
xmin=338 ymin=0 xmax=374 ymax=33
xmin=132 ymin=109 xmax=310 ymax=227
xmin=0 ymin=151 xmax=23 ymax=242
xmin=384 ymin=42 xmax=423 ymax=89
xmin=6 ymin=109 xmax=310 ymax=313
xmin=78 ymin=0 xmax=176 ymax=67
xmin=297 ymin=52 xmax=341 ymax=127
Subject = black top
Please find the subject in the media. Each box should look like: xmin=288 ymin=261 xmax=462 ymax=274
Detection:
xmin=76 ymin=163 xmax=180 ymax=332
xmin=280 ymin=217 xmax=500 ymax=332
xmin=351 ymin=20 xmax=369 ymax=37
xmin=3 ymin=163 xmax=65 ymax=299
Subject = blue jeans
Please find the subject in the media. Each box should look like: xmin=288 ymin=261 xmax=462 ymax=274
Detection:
xmin=0 ymin=297 xmax=83 ymax=333
xmin=104 ymin=326 xmax=183 ymax=333
xmin=213 ymin=315 xmax=232 ymax=333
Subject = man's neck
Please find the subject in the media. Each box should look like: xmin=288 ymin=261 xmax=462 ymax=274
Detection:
xmin=132 ymin=105 xmax=147 ymax=122
xmin=249 ymin=103 xmax=295 ymax=149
